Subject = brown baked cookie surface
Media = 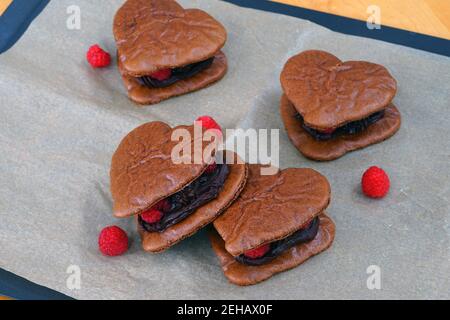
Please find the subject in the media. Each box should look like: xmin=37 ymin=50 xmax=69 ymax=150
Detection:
xmin=280 ymin=50 xmax=397 ymax=130
xmin=110 ymin=121 xmax=216 ymax=218
xmin=280 ymin=95 xmax=401 ymax=161
xmin=138 ymin=151 xmax=248 ymax=252
xmin=118 ymin=51 xmax=228 ymax=105
xmin=210 ymin=214 xmax=335 ymax=286
xmin=113 ymin=0 xmax=227 ymax=77
xmin=213 ymin=164 xmax=331 ymax=257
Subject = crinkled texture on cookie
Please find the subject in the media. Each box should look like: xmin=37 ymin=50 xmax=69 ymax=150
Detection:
xmin=110 ymin=121 xmax=217 ymax=218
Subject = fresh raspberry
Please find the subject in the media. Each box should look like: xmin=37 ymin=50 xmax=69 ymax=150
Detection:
xmin=196 ymin=116 xmax=222 ymax=132
xmin=152 ymin=199 xmax=171 ymax=212
xmin=204 ymin=162 xmax=217 ymax=174
xmin=141 ymin=209 xmax=164 ymax=224
xmin=149 ymin=69 xmax=172 ymax=81
xmin=243 ymin=244 xmax=271 ymax=259
xmin=86 ymin=44 xmax=111 ymax=68
xmin=361 ymin=166 xmax=390 ymax=198
xmin=98 ymin=226 xmax=128 ymax=257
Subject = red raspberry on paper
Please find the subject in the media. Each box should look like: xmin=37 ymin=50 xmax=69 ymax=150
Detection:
xmin=149 ymin=69 xmax=172 ymax=81
xmin=86 ymin=44 xmax=111 ymax=68
xmin=361 ymin=166 xmax=390 ymax=198
xmin=196 ymin=116 xmax=222 ymax=132
xmin=98 ymin=226 xmax=128 ymax=257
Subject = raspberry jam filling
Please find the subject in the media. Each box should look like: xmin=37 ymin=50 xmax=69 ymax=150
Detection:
xmin=137 ymin=57 xmax=215 ymax=88
xmin=296 ymin=110 xmax=385 ymax=141
xmin=235 ymin=217 xmax=320 ymax=266
xmin=138 ymin=163 xmax=229 ymax=233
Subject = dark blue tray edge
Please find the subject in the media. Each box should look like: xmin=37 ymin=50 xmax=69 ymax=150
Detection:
xmin=0 ymin=0 xmax=50 ymax=54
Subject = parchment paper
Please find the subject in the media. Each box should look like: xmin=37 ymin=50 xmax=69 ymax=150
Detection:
xmin=0 ymin=0 xmax=449 ymax=299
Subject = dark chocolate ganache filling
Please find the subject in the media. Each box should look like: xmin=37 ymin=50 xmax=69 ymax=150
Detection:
xmin=137 ymin=57 xmax=215 ymax=88
xmin=139 ymin=163 xmax=229 ymax=233
xmin=296 ymin=110 xmax=385 ymax=141
xmin=235 ymin=217 xmax=320 ymax=266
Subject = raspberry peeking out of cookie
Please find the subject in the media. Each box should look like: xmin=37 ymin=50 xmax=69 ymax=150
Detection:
xmin=149 ymin=69 xmax=172 ymax=81
xmin=141 ymin=209 xmax=164 ymax=224
xmin=196 ymin=116 xmax=222 ymax=132
xmin=243 ymin=244 xmax=271 ymax=259
xmin=140 ymin=199 xmax=172 ymax=224
xmin=86 ymin=44 xmax=111 ymax=68
xmin=111 ymin=121 xmax=246 ymax=253
xmin=320 ymin=128 xmax=336 ymax=134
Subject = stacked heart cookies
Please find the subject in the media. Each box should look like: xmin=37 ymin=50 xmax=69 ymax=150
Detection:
xmin=110 ymin=119 xmax=335 ymax=285
xmin=113 ymin=0 xmax=228 ymax=105
xmin=210 ymin=164 xmax=334 ymax=286
xmin=280 ymin=50 xmax=401 ymax=161
xmin=110 ymin=121 xmax=247 ymax=253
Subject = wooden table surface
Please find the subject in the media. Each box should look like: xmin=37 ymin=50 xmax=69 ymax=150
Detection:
xmin=2 ymin=0 xmax=449 ymax=39
xmin=1 ymin=0 xmax=449 ymax=301
xmin=0 ymin=0 xmax=12 ymax=16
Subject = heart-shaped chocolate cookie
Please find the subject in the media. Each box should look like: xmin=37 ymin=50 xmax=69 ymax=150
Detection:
xmin=110 ymin=121 xmax=216 ymax=218
xmin=280 ymin=50 xmax=397 ymax=130
xmin=213 ymin=164 xmax=331 ymax=256
xmin=114 ymin=0 xmax=227 ymax=77
xmin=280 ymin=95 xmax=401 ymax=161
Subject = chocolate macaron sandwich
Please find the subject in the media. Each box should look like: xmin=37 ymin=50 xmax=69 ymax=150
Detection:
xmin=210 ymin=164 xmax=335 ymax=286
xmin=113 ymin=0 xmax=228 ymax=105
xmin=110 ymin=118 xmax=248 ymax=252
xmin=280 ymin=50 xmax=401 ymax=161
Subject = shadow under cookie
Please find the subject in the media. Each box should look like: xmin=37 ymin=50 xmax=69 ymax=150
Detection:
xmin=209 ymin=214 xmax=335 ymax=286
xmin=118 ymin=51 xmax=227 ymax=105
xmin=280 ymin=95 xmax=401 ymax=161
